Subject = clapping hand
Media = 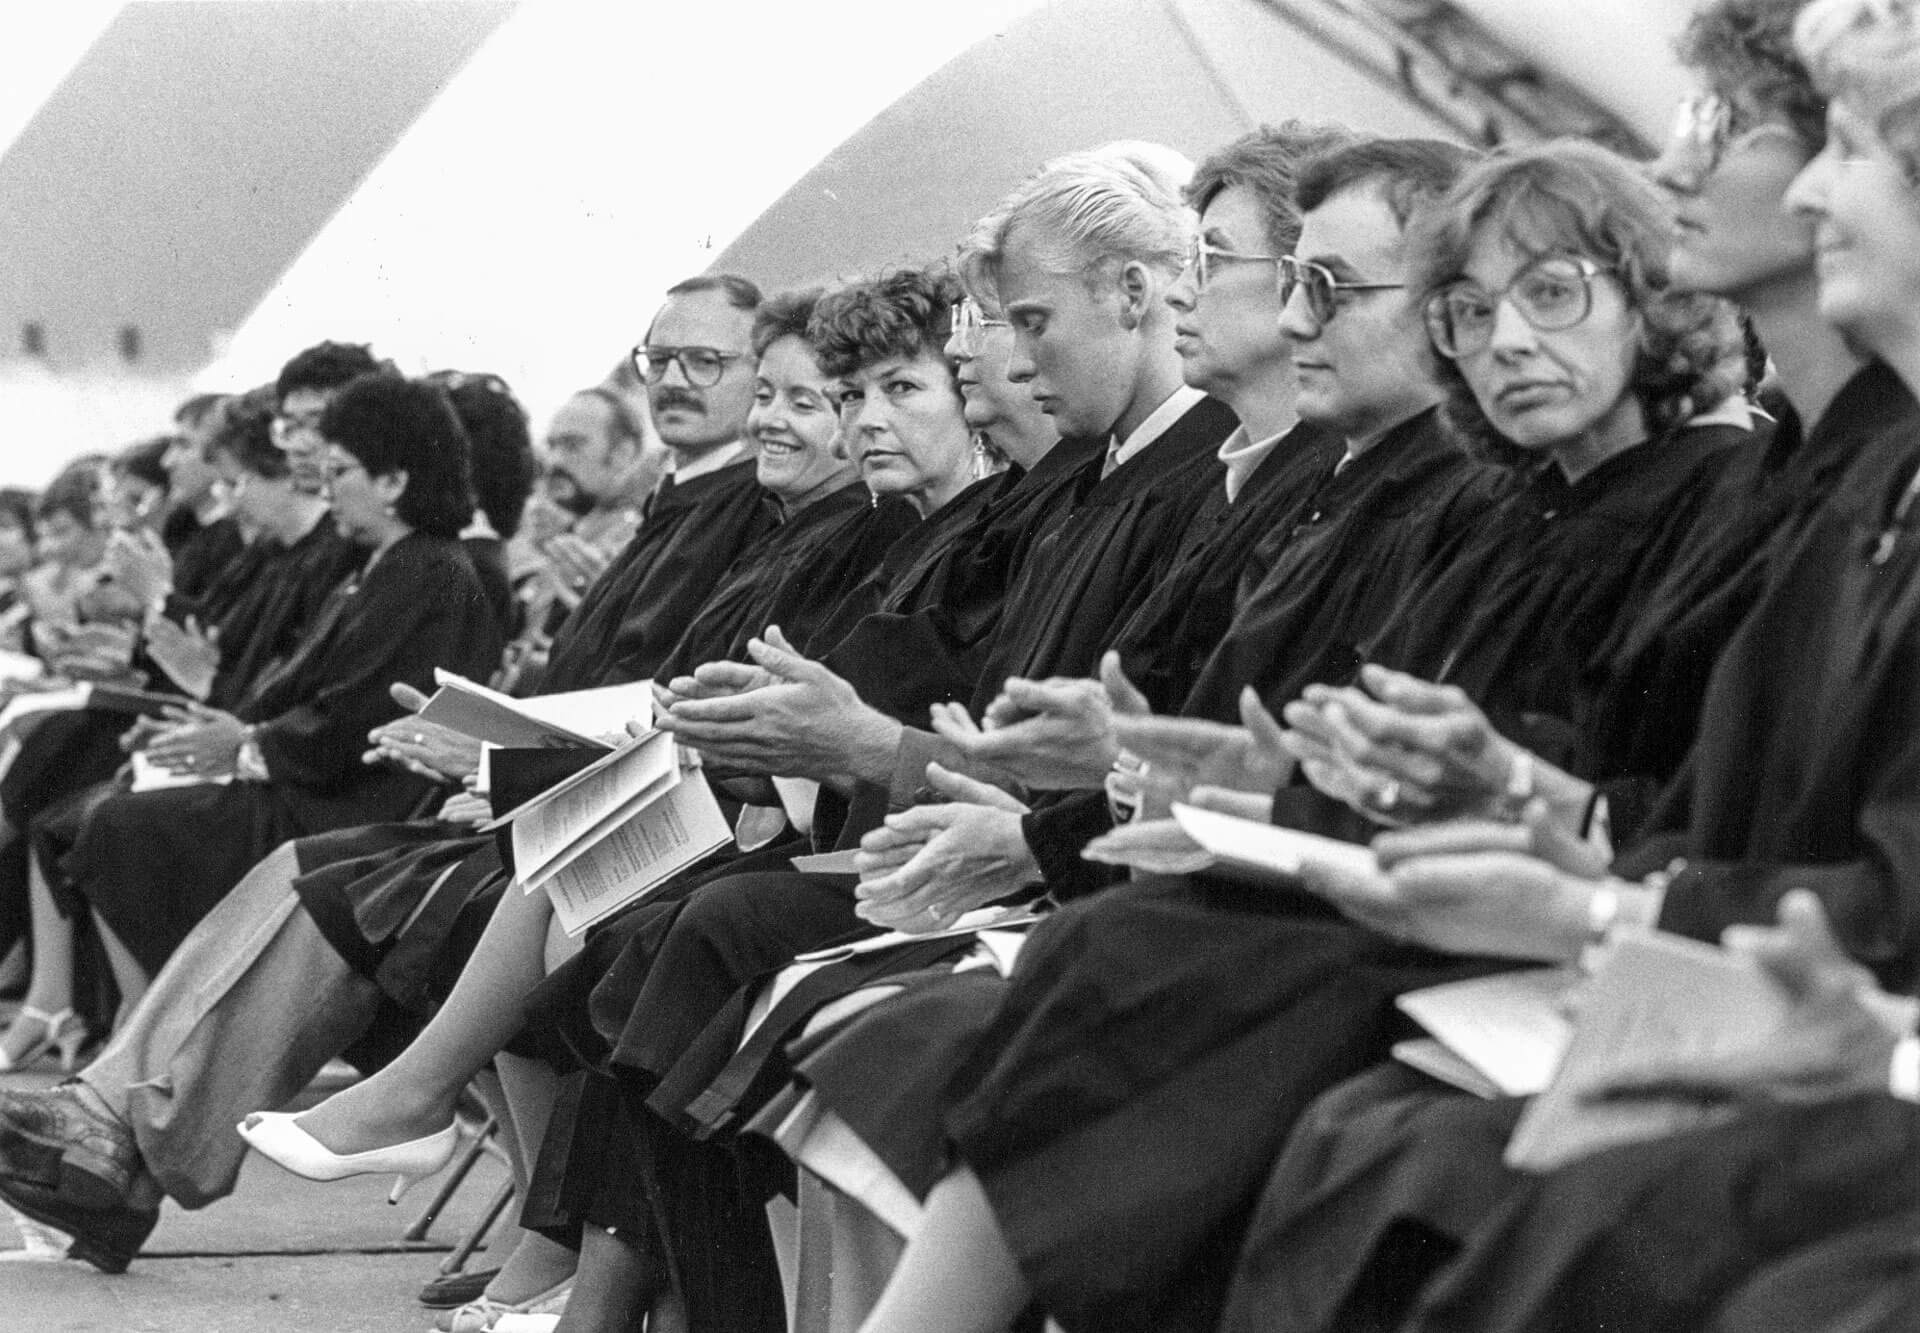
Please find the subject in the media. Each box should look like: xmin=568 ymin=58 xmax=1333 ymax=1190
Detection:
xmin=363 ymin=682 xmax=483 ymax=781
xmin=854 ymin=763 xmax=1037 ymax=933
xmin=659 ymin=626 xmax=899 ymax=784
xmin=145 ymin=614 xmax=221 ymax=700
xmin=1109 ymin=686 xmax=1294 ymax=820
xmin=930 ymin=651 xmax=1151 ymax=792
xmin=1299 ymin=801 xmax=1617 ymax=960
xmin=144 ymin=702 xmax=249 ymax=777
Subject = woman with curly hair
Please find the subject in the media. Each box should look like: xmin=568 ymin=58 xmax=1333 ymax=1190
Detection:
xmin=1210 ymin=2 xmax=1920 ymax=1328
xmin=836 ymin=137 xmax=1753 ymax=1333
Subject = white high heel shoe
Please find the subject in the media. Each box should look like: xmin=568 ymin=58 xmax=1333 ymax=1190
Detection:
xmin=236 ymin=1111 xmax=458 ymax=1204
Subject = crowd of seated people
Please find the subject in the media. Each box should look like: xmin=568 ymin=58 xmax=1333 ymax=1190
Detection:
xmin=0 ymin=0 xmax=1915 ymax=1328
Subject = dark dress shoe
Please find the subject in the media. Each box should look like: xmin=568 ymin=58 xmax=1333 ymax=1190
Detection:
xmin=0 ymin=1083 xmax=141 ymax=1204
xmin=419 ymin=1265 xmax=504 ymax=1307
xmin=0 ymin=1167 xmax=161 ymax=1273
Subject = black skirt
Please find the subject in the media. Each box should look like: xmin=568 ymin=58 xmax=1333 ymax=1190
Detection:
xmin=939 ymin=871 xmax=1502 ymax=1333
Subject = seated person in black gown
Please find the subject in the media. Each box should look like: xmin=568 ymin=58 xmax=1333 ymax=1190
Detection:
xmin=428 ymin=370 xmax=540 ymax=641
xmin=0 ymin=394 xmax=363 ymax=1072
xmin=0 ymin=278 xmax=776 ymax=1272
xmin=45 ymin=374 xmax=505 ymax=1021
xmin=837 ymin=138 xmax=1752 ymax=1333
xmin=1211 ymin=2 xmax=1920 ymax=1329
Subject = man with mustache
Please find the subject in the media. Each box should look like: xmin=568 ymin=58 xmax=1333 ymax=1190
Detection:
xmin=0 ymin=277 xmax=774 ymax=1275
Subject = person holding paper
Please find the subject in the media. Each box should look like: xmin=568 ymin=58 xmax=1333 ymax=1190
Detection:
xmin=0 ymin=279 xmax=775 ymax=1280
xmin=0 ymin=399 xmax=362 ymax=1071
xmin=1215 ymin=5 xmax=1920 ymax=1326
xmin=841 ymin=138 xmax=1760 ymax=1333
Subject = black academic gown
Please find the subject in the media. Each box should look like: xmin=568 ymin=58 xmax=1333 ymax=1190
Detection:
xmin=540 ymin=458 xmax=775 ymax=690
xmin=163 ymin=512 xmax=248 ymax=613
xmin=2 ymin=513 xmax=361 ymax=966
xmin=290 ymin=457 xmax=778 ymax=1014
xmin=64 ymin=532 xmax=503 ymax=974
xmin=1180 ymin=407 xmax=1509 ymax=725
xmin=933 ymin=421 xmax=1754 ymax=1333
xmin=783 ymin=409 xmax=1498 ymax=1209
xmin=1213 ymin=367 xmax=1920 ymax=1333
xmin=521 ymin=401 xmax=1241 ymax=1333
xmin=651 ymin=483 xmax=918 ymax=683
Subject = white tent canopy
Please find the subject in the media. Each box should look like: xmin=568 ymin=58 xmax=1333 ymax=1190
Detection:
xmin=3 ymin=0 xmax=1707 ymax=486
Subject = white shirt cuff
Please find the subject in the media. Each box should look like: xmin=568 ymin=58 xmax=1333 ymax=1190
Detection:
xmin=1891 ymin=1033 xmax=1920 ymax=1103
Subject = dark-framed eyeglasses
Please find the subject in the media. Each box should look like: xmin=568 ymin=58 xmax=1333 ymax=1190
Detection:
xmin=1189 ymin=239 xmax=1280 ymax=291
xmin=1423 ymin=255 xmax=1611 ymax=360
xmin=950 ymin=299 xmax=1010 ymax=356
xmin=631 ymin=345 xmax=747 ymax=388
xmin=1277 ymin=254 xmax=1406 ymax=327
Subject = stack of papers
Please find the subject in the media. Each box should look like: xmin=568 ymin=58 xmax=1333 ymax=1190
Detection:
xmin=1504 ymin=932 xmax=1787 ymax=1171
xmin=1393 ymin=966 xmax=1579 ymax=1099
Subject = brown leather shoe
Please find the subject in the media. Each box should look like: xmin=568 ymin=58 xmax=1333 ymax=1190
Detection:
xmin=0 ymin=1083 xmax=141 ymax=1206
xmin=0 ymin=1164 xmax=161 ymax=1273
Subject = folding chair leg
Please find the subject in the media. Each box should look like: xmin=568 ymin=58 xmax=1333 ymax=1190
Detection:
xmin=403 ymin=1114 xmax=496 ymax=1243
xmin=440 ymin=1177 xmax=516 ymax=1276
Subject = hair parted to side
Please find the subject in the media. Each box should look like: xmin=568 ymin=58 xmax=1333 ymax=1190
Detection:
xmin=1294 ymin=137 xmax=1482 ymax=227
xmin=957 ymin=141 xmax=1197 ymax=305
xmin=749 ymin=289 xmax=824 ymax=361
xmin=1406 ymin=140 xmax=1749 ymax=469
xmin=274 ymin=341 xmax=384 ymax=403
xmin=665 ymin=273 xmax=765 ymax=314
xmin=208 ymin=398 xmax=289 ymax=481
xmin=1681 ymin=0 xmax=1828 ymax=148
xmin=809 ymin=267 xmax=965 ymax=380
xmin=1797 ymin=0 xmax=1920 ymax=180
xmin=318 ymin=376 xmax=477 ymax=539
xmin=1188 ymin=121 xmax=1360 ymax=255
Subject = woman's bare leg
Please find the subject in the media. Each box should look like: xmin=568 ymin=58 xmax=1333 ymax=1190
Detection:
xmin=0 ymin=855 xmax=78 ymax=1066
xmin=857 ymin=1166 xmax=1031 ymax=1333
xmin=554 ymin=1223 xmax=678 ymax=1333
xmin=282 ymin=883 xmax=560 ymax=1154
xmin=476 ymin=1052 xmax=578 ymax=1302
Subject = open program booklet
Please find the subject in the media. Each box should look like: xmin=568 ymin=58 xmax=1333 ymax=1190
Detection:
xmin=416 ymin=670 xmax=654 ymax=750
xmin=496 ymin=727 xmax=731 ymax=936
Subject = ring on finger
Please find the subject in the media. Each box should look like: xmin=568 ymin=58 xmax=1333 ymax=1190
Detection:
xmin=1374 ymin=778 xmax=1401 ymax=812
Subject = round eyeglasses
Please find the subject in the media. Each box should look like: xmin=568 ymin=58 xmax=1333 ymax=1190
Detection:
xmin=1187 ymin=240 xmax=1280 ymax=291
xmin=1424 ymin=255 xmax=1611 ymax=360
xmin=1277 ymin=254 xmax=1406 ymax=327
xmin=949 ymin=299 xmax=1010 ymax=357
xmin=631 ymin=345 xmax=747 ymax=388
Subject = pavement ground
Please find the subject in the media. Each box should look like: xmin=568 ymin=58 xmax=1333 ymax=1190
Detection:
xmin=0 ymin=1061 xmax=516 ymax=1333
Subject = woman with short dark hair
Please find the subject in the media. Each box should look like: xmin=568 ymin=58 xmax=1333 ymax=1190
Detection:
xmin=37 ymin=376 xmax=504 ymax=1030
